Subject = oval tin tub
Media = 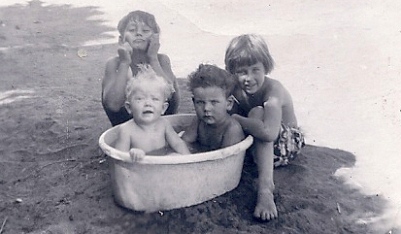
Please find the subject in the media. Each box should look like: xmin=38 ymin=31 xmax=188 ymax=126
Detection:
xmin=99 ymin=114 xmax=253 ymax=212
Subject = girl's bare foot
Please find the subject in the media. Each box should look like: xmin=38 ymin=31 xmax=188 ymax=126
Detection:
xmin=254 ymin=189 xmax=278 ymax=221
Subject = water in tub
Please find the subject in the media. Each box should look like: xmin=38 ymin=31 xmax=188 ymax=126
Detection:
xmin=2 ymin=0 xmax=401 ymax=230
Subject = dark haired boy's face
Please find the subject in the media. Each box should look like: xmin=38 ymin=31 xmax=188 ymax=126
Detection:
xmin=123 ymin=20 xmax=154 ymax=51
xmin=192 ymin=86 xmax=232 ymax=126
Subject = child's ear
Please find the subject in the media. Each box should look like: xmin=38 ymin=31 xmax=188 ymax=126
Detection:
xmin=161 ymin=102 xmax=169 ymax=115
xmin=124 ymin=101 xmax=132 ymax=114
xmin=226 ymin=95 xmax=234 ymax=111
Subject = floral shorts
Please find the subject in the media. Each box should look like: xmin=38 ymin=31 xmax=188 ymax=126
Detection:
xmin=273 ymin=124 xmax=305 ymax=167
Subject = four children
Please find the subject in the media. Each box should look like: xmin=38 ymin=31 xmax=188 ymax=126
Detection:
xmin=103 ymin=10 xmax=304 ymax=222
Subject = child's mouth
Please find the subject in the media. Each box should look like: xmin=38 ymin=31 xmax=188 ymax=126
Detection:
xmin=203 ymin=115 xmax=214 ymax=121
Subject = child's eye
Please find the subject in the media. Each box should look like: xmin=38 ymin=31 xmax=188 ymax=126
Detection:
xmin=195 ymin=100 xmax=205 ymax=105
xmin=211 ymin=100 xmax=219 ymax=105
xmin=152 ymin=97 xmax=160 ymax=101
xmin=235 ymin=70 xmax=247 ymax=76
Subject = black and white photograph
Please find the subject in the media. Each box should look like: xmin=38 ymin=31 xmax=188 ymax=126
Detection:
xmin=0 ymin=0 xmax=400 ymax=233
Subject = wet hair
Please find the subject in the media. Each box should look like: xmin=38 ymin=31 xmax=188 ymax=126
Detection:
xmin=117 ymin=10 xmax=160 ymax=35
xmin=126 ymin=64 xmax=173 ymax=101
xmin=188 ymin=64 xmax=236 ymax=97
xmin=224 ymin=34 xmax=274 ymax=75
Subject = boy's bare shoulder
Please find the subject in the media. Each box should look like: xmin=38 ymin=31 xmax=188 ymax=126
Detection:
xmin=226 ymin=117 xmax=245 ymax=137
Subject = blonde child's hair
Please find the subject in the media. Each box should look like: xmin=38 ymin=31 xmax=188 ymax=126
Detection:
xmin=117 ymin=10 xmax=160 ymax=36
xmin=125 ymin=64 xmax=173 ymax=101
xmin=224 ymin=34 xmax=275 ymax=75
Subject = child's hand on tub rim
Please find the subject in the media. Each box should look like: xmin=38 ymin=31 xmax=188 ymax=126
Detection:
xmin=129 ymin=148 xmax=145 ymax=162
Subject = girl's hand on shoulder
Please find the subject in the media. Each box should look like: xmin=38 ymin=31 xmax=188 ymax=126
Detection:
xmin=147 ymin=33 xmax=160 ymax=60
xmin=117 ymin=37 xmax=133 ymax=64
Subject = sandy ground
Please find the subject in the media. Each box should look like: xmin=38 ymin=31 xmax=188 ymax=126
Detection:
xmin=0 ymin=2 xmax=397 ymax=233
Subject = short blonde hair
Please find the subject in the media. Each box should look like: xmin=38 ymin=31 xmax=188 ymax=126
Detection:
xmin=125 ymin=64 xmax=173 ymax=100
xmin=225 ymin=34 xmax=274 ymax=75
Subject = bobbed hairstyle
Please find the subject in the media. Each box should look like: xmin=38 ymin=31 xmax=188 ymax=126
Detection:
xmin=117 ymin=10 xmax=160 ymax=35
xmin=126 ymin=64 xmax=173 ymax=101
xmin=224 ymin=34 xmax=274 ymax=75
xmin=188 ymin=64 xmax=236 ymax=97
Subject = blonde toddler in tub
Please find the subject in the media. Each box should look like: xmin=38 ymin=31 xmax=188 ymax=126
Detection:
xmin=114 ymin=64 xmax=190 ymax=162
xmin=182 ymin=64 xmax=244 ymax=152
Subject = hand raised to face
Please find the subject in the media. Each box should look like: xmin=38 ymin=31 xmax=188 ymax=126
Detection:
xmin=146 ymin=33 xmax=160 ymax=60
xmin=118 ymin=35 xmax=133 ymax=64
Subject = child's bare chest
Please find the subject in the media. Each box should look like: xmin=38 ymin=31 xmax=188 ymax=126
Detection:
xmin=130 ymin=128 xmax=166 ymax=153
xmin=198 ymin=124 xmax=226 ymax=150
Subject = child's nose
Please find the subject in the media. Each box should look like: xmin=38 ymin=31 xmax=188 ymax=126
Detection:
xmin=239 ymin=73 xmax=249 ymax=81
xmin=204 ymin=102 xmax=213 ymax=111
xmin=242 ymin=75 xmax=250 ymax=83
xmin=144 ymin=98 xmax=152 ymax=105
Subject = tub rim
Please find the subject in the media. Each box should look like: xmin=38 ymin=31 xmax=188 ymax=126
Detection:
xmin=99 ymin=115 xmax=253 ymax=165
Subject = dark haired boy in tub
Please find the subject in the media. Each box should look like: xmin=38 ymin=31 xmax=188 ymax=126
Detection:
xmin=114 ymin=65 xmax=190 ymax=162
xmin=182 ymin=64 xmax=245 ymax=152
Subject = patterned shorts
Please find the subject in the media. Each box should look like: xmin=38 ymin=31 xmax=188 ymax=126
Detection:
xmin=273 ymin=124 xmax=305 ymax=167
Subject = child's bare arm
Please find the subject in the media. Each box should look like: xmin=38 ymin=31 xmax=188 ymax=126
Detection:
xmin=114 ymin=125 xmax=130 ymax=151
xmin=114 ymin=125 xmax=135 ymax=162
xmin=181 ymin=118 xmax=198 ymax=144
xmin=102 ymin=37 xmax=134 ymax=112
xmin=146 ymin=34 xmax=175 ymax=84
xmin=232 ymin=97 xmax=282 ymax=142
xmin=165 ymin=122 xmax=191 ymax=154
xmin=102 ymin=57 xmax=131 ymax=112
